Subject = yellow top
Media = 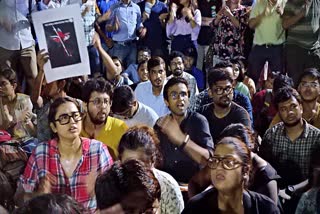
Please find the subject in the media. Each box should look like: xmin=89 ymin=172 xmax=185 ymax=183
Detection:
xmin=81 ymin=116 xmax=128 ymax=159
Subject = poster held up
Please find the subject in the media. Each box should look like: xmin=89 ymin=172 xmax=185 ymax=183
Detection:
xmin=32 ymin=4 xmax=90 ymax=83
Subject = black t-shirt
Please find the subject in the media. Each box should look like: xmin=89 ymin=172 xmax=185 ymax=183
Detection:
xmin=198 ymin=102 xmax=251 ymax=142
xmin=154 ymin=112 xmax=214 ymax=183
xmin=182 ymin=188 xmax=280 ymax=214
xmin=197 ymin=0 xmax=222 ymax=45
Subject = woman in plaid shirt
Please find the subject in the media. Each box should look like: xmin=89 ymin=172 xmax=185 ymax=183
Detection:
xmin=16 ymin=97 xmax=113 ymax=213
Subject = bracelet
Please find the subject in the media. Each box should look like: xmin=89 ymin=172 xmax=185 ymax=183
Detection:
xmin=179 ymin=134 xmax=190 ymax=151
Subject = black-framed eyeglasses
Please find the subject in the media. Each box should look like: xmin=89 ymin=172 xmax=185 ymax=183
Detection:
xmin=89 ymin=98 xmax=110 ymax=106
xmin=213 ymin=86 xmax=233 ymax=95
xmin=55 ymin=111 xmax=83 ymax=125
xmin=207 ymin=156 xmax=243 ymax=170
xmin=169 ymin=91 xmax=188 ymax=100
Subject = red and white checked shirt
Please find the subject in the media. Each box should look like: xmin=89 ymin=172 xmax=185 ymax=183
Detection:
xmin=19 ymin=138 xmax=113 ymax=213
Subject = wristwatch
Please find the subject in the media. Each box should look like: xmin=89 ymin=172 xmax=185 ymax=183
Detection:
xmin=285 ymin=185 xmax=295 ymax=196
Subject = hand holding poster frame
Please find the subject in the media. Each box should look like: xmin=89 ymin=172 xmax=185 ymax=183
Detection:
xmin=32 ymin=4 xmax=90 ymax=83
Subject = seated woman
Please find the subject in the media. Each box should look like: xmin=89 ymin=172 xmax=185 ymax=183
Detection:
xmin=184 ymin=123 xmax=280 ymax=213
xmin=95 ymin=159 xmax=161 ymax=214
xmin=118 ymin=126 xmax=184 ymax=213
xmin=188 ymin=123 xmax=280 ymax=204
xmin=16 ymin=97 xmax=113 ymax=213
xmin=0 ymin=66 xmax=36 ymax=141
xmin=295 ymin=147 xmax=320 ymax=214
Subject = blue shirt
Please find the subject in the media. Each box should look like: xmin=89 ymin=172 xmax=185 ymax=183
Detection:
xmin=186 ymin=66 xmax=205 ymax=91
xmin=123 ymin=63 xmax=140 ymax=83
xmin=109 ymin=0 xmax=143 ymax=42
xmin=98 ymin=0 xmax=119 ymax=38
xmin=138 ymin=0 xmax=168 ymax=50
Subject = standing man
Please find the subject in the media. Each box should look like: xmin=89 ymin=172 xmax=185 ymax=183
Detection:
xmin=156 ymin=77 xmax=213 ymax=184
xmin=282 ymin=0 xmax=320 ymax=85
xmin=106 ymin=0 xmax=147 ymax=67
xmin=248 ymin=0 xmax=286 ymax=84
xmin=0 ymin=0 xmax=38 ymax=95
xmin=135 ymin=56 xmax=170 ymax=116
xmin=168 ymin=51 xmax=199 ymax=103
xmin=260 ymin=87 xmax=320 ymax=213
xmin=81 ymin=78 xmax=128 ymax=159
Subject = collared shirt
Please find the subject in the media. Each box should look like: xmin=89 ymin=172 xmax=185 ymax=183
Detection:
xmin=249 ymin=0 xmax=285 ymax=45
xmin=109 ymin=0 xmax=143 ymax=42
xmin=167 ymin=72 xmax=199 ymax=103
xmin=260 ymin=121 xmax=320 ymax=186
xmin=134 ymin=80 xmax=170 ymax=117
xmin=81 ymin=0 xmax=96 ymax=46
xmin=154 ymin=111 xmax=214 ymax=183
xmin=114 ymin=101 xmax=159 ymax=127
xmin=19 ymin=138 xmax=113 ymax=213
xmin=166 ymin=9 xmax=201 ymax=41
xmin=81 ymin=116 xmax=128 ymax=158
xmin=189 ymin=88 xmax=253 ymax=125
xmin=0 ymin=0 xmax=34 ymax=50
xmin=138 ymin=0 xmax=168 ymax=50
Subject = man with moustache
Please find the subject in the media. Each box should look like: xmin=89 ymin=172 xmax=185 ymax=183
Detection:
xmin=260 ymin=87 xmax=320 ymax=213
xmin=168 ymin=51 xmax=199 ymax=103
xmin=198 ymin=69 xmax=251 ymax=142
xmin=155 ymin=77 xmax=213 ymax=184
xmin=81 ymin=78 xmax=128 ymax=159
xmin=135 ymin=56 xmax=170 ymax=116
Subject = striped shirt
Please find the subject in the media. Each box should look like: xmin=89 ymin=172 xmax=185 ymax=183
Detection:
xmin=19 ymin=138 xmax=113 ymax=213
xmin=283 ymin=0 xmax=320 ymax=50
xmin=260 ymin=121 xmax=320 ymax=186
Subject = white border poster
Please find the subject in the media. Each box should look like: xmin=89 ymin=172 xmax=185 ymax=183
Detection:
xmin=32 ymin=4 xmax=90 ymax=83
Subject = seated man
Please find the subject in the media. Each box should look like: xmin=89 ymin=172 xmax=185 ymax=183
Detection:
xmin=81 ymin=78 xmax=128 ymax=159
xmin=198 ymin=69 xmax=251 ymax=142
xmin=111 ymin=85 xmax=159 ymax=127
xmin=135 ymin=56 xmax=170 ymax=117
xmin=155 ymin=77 xmax=213 ymax=184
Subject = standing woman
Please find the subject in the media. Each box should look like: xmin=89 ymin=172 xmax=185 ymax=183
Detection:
xmin=206 ymin=0 xmax=249 ymax=68
xmin=16 ymin=97 xmax=113 ymax=213
xmin=183 ymin=125 xmax=280 ymax=213
xmin=166 ymin=0 xmax=201 ymax=54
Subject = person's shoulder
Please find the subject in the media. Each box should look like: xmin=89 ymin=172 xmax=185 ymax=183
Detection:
xmin=107 ymin=116 xmax=127 ymax=128
xmin=135 ymin=81 xmax=150 ymax=90
xmin=183 ymin=188 xmax=217 ymax=213
xmin=198 ymin=102 xmax=213 ymax=112
xmin=153 ymin=168 xmax=179 ymax=187
xmin=139 ymin=102 xmax=158 ymax=115
xmin=187 ymin=111 xmax=209 ymax=122
xmin=231 ymin=101 xmax=249 ymax=114
xmin=265 ymin=122 xmax=284 ymax=135
xmin=247 ymin=191 xmax=280 ymax=213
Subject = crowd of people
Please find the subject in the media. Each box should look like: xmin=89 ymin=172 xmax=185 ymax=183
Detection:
xmin=0 ymin=0 xmax=320 ymax=213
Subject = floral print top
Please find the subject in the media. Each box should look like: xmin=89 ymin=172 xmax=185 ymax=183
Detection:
xmin=211 ymin=5 xmax=249 ymax=60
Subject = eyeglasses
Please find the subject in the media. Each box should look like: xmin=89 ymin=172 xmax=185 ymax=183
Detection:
xmin=89 ymin=98 xmax=110 ymax=106
xmin=213 ymin=86 xmax=233 ymax=95
xmin=207 ymin=156 xmax=243 ymax=170
xmin=55 ymin=111 xmax=83 ymax=125
xmin=169 ymin=91 xmax=188 ymax=100
xmin=300 ymin=82 xmax=319 ymax=88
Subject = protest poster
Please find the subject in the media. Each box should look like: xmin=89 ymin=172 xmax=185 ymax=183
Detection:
xmin=32 ymin=4 xmax=90 ymax=83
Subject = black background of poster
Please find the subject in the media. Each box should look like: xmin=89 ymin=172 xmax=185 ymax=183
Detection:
xmin=43 ymin=18 xmax=81 ymax=68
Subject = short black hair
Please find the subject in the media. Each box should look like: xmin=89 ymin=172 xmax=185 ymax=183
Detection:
xmin=183 ymin=47 xmax=197 ymax=59
xmin=0 ymin=66 xmax=17 ymax=85
xmin=138 ymin=59 xmax=148 ymax=71
xmin=168 ymin=51 xmax=184 ymax=63
xmin=274 ymin=87 xmax=302 ymax=109
xmin=138 ymin=46 xmax=151 ymax=56
xmin=95 ymin=160 xmax=161 ymax=211
xmin=48 ymin=97 xmax=81 ymax=125
xmin=163 ymin=77 xmax=189 ymax=101
xmin=13 ymin=194 xmax=84 ymax=214
xmin=111 ymin=85 xmax=135 ymax=113
xmin=82 ymin=78 xmax=113 ymax=103
xmin=208 ymin=69 xmax=233 ymax=89
xmin=147 ymin=56 xmax=165 ymax=72
xmin=214 ymin=61 xmax=233 ymax=69
xmin=273 ymin=74 xmax=294 ymax=94
xmin=298 ymin=68 xmax=320 ymax=84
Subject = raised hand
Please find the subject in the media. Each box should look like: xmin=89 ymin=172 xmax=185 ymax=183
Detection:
xmin=37 ymin=49 xmax=50 ymax=71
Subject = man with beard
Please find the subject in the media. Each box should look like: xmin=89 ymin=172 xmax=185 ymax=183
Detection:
xmin=81 ymin=78 xmax=128 ymax=159
xmin=155 ymin=77 xmax=213 ymax=184
xmin=198 ymin=69 xmax=251 ymax=142
xmin=135 ymin=56 xmax=170 ymax=117
xmin=270 ymin=68 xmax=320 ymax=129
xmin=260 ymin=87 xmax=320 ymax=213
xmin=168 ymin=51 xmax=199 ymax=103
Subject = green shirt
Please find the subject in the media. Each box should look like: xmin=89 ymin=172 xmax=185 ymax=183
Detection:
xmin=250 ymin=0 xmax=286 ymax=45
